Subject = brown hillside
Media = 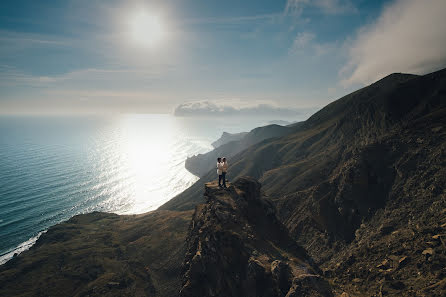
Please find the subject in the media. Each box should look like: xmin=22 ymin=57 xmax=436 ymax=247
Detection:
xmin=0 ymin=210 xmax=192 ymax=297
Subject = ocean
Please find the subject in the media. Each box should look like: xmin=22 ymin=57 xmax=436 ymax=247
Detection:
xmin=0 ymin=114 xmax=278 ymax=265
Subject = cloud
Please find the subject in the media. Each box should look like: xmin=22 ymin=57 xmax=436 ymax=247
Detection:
xmin=0 ymin=30 xmax=70 ymax=46
xmin=0 ymin=66 xmax=162 ymax=88
xmin=0 ymin=66 xmax=175 ymax=114
xmin=341 ymin=0 xmax=446 ymax=86
xmin=285 ymin=0 xmax=356 ymax=16
xmin=183 ymin=13 xmax=280 ymax=25
xmin=174 ymin=100 xmax=311 ymax=118
xmin=290 ymin=32 xmax=316 ymax=51
xmin=289 ymin=31 xmax=338 ymax=57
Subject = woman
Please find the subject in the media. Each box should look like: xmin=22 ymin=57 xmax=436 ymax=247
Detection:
xmin=217 ymin=157 xmax=223 ymax=187
xmin=221 ymin=157 xmax=228 ymax=188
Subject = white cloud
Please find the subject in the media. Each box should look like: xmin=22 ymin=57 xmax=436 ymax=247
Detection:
xmin=0 ymin=30 xmax=70 ymax=47
xmin=0 ymin=66 xmax=174 ymax=114
xmin=174 ymin=100 xmax=311 ymax=118
xmin=184 ymin=13 xmax=280 ymax=25
xmin=285 ymin=0 xmax=356 ymax=16
xmin=291 ymin=32 xmax=316 ymax=51
xmin=341 ymin=0 xmax=446 ymax=86
xmin=289 ymin=32 xmax=338 ymax=57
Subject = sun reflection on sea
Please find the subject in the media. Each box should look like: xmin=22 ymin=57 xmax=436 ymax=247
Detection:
xmin=100 ymin=114 xmax=206 ymax=214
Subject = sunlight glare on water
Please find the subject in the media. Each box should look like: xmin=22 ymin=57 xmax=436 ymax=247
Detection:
xmin=115 ymin=114 xmax=199 ymax=213
xmin=0 ymin=114 xmax=213 ymax=263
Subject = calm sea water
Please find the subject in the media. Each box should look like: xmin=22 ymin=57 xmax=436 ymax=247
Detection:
xmin=0 ymin=114 xmax=277 ymax=265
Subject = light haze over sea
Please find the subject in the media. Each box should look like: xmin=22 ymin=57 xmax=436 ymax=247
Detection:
xmin=0 ymin=113 xmax=299 ymax=265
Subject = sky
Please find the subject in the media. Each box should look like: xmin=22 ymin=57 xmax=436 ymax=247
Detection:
xmin=0 ymin=0 xmax=445 ymax=115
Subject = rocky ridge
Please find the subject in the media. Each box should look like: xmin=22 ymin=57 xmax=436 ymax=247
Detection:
xmin=179 ymin=177 xmax=333 ymax=297
xmin=185 ymin=124 xmax=292 ymax=177
xmin=211 ymin=131 xmax=248 ymax=148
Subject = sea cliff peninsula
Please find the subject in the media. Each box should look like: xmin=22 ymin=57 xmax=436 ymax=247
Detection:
xmin=1 ymin=1 xmax=446 ymax=296
xmin=1 ymin=69 xmax=446 ymax=296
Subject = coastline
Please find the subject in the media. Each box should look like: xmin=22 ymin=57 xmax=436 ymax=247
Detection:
xmin=0 ymin=114 xmax=213 ymax=266
xmin=0 ymin=231 xmax=46 ymax=265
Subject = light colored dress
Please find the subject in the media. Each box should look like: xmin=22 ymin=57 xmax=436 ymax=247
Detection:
xmin=217 ymin=162 xmax=223 ymax=175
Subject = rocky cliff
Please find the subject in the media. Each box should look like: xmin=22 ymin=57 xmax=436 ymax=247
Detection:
xmin=179 ymin=177 xmax=333 ymax=297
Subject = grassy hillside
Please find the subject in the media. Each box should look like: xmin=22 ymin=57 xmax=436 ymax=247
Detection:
xmin=0 ymin=210 xmax=193 ymax=297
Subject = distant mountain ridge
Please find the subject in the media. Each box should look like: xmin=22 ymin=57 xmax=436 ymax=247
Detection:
xmin=211 ymin=131 xmax=248 ymax=148
xmin=185 ymin=124 xmax=292 ymax=177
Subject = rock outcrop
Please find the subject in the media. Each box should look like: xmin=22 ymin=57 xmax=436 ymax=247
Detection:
xmin=179 ymin=177 xmax=332 ymax=297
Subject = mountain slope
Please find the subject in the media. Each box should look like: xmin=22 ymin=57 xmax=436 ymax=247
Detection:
xmin=161 ymin=71 xmax=427 ymax=211
xmin=160 ymin=68 xmax=446 ymax=295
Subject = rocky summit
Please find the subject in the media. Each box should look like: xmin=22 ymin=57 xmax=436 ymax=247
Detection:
xmin=179 ymin=177 xmax=333 ymax=297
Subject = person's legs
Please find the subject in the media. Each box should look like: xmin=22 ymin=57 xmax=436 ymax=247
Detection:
xmin=222 ymin=172 xmax=226 ymax=188
xmin=218 ymin=174 xmax=222 ymax=186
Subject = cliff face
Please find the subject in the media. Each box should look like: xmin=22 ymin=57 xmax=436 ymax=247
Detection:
xmin=179 ymin=177 xmax=333 ymax=297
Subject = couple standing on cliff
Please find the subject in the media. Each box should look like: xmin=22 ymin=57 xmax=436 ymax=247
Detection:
xmin=217 ymin=157 xmax=228 ymax=188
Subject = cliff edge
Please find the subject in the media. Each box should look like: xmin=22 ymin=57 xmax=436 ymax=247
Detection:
xmin=179 ymin=177 xmax=333 ymax=297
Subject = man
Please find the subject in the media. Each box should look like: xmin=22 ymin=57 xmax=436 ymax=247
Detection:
xmin=217 ymin=157 xmax=223 ymax=187
xmin=221 ymin=157 xmax=228 ymax=188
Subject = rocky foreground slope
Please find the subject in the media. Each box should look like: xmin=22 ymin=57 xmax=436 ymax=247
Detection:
xmin=180 ymin=177 xmax=332 ymax=297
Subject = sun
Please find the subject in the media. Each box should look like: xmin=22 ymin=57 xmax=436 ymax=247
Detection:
xmin=129 ymin=11 xmax=165 ymax=47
